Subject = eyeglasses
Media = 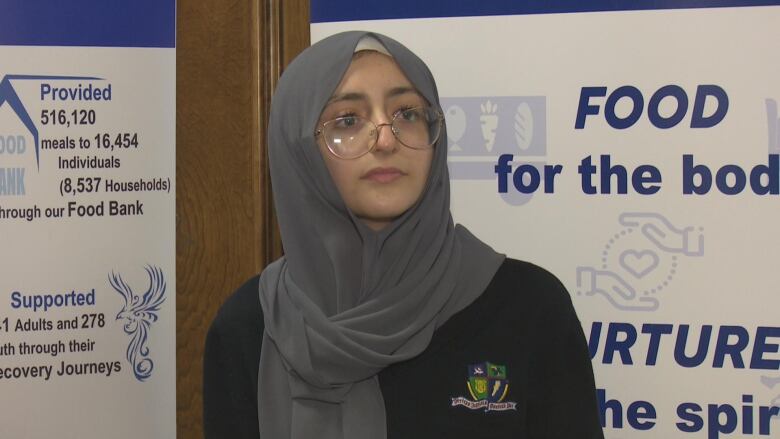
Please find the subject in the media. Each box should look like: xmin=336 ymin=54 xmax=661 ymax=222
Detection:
xmin=314 ymin=106 xmax=443 ymax=159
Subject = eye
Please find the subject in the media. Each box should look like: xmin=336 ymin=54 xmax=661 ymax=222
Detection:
xmin=395 ymin=106 xmax=421 ymax=122
xmin=333 ymin=113 xmax=361 ymax=129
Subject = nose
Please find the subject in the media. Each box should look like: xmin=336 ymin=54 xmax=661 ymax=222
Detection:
xmin=372 ymin=121 xmax=399 ymax=153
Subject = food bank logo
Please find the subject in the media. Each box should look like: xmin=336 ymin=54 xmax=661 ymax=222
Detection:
xmin=441 ymin=96 xmax=546 ymax=205
xmin=0 ymin=74 xmax=102 ymax=197
xmin=1 ymin=75 xmax=101 ymax=168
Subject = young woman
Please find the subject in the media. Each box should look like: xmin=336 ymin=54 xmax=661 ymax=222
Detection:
xmin=204 ymin=31 xmax=603 ymax=439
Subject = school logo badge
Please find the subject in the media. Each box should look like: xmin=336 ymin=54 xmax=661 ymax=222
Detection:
xmin=451 ymin=362 xmax=517 ymax=412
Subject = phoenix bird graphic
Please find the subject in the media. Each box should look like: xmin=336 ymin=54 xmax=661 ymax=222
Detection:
xmin=109 ymin=265 xmax=167 ymax=381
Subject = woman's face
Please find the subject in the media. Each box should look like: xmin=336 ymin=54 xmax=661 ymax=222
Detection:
xmin=317 ymin=51 xmax=434 ymax=231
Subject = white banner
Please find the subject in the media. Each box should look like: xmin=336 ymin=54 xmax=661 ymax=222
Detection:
xmin=313 ymin=4 xmax=780 ymax=438
xmin=0 ymin=3 xmax=176 ymax=438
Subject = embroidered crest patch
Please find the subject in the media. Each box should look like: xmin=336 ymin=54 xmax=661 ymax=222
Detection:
xmin=451 ymin=362 xmax=517 ymax=412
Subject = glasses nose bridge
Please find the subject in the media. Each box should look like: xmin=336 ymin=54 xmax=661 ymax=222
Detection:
xmin=370 ymin=121 xmax=399 ymax=149
xmin=373 ymin=121 xmax=396 ymax=133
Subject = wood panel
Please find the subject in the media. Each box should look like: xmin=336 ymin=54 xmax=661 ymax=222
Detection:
xmin=258 ymin=0 xmax=311 ymax=263
xmin=176 ymin=0 xmax=309 ymax=437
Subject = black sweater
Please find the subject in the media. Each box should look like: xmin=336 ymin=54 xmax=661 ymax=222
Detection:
xmin=203 ymin=259 xmax=604 ymax=438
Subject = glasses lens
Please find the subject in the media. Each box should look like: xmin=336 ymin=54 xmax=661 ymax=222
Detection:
xmin=319 ymin=107 xmax=442 ymax=158
xmin=323 ymin=116 xmax=373 ymax=159
xmin=393 ymin=107 xmax=441 ymax=149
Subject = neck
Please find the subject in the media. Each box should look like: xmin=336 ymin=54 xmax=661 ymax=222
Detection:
xmin=356 ymin=209 xmax=409 ymax=231
xmin=360 ymin=217 xmax=390 ymax=231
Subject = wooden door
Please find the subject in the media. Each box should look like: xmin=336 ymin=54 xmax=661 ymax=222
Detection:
xmin=176 ymin=0 xmax=309 ymax=436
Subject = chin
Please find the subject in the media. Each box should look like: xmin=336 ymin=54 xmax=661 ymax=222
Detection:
xmin=356 ymin=203 xmax=410 ymax=224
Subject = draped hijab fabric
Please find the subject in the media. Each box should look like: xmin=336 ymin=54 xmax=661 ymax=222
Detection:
xmin=258 ymin=31 xmax=505 ymax=438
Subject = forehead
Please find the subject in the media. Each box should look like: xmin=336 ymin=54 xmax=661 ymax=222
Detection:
xmin=331 ymin=51 xmax=415 ymax=95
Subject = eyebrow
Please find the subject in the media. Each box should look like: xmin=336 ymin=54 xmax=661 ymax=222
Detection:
xmin=387 ymin=86 xmax=418 ymax=98
xmin=325 ymin=86 xmax=419 ymax=106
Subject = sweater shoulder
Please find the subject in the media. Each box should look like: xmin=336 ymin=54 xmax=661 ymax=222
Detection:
xmin=489 ymin=258 xmax=573 ymax=309
xmin=203 ymin=275 xmax=264 ymax=439
xmin=209 ymin=274 xmax=264 ymax=338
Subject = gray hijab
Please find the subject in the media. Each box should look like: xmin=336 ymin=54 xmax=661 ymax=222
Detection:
xmin=258 ymin=31 xmax=505 ymax=438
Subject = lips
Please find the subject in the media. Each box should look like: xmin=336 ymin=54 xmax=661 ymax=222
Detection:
xmin=362 ymin=167 xmax=405 ymax=183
